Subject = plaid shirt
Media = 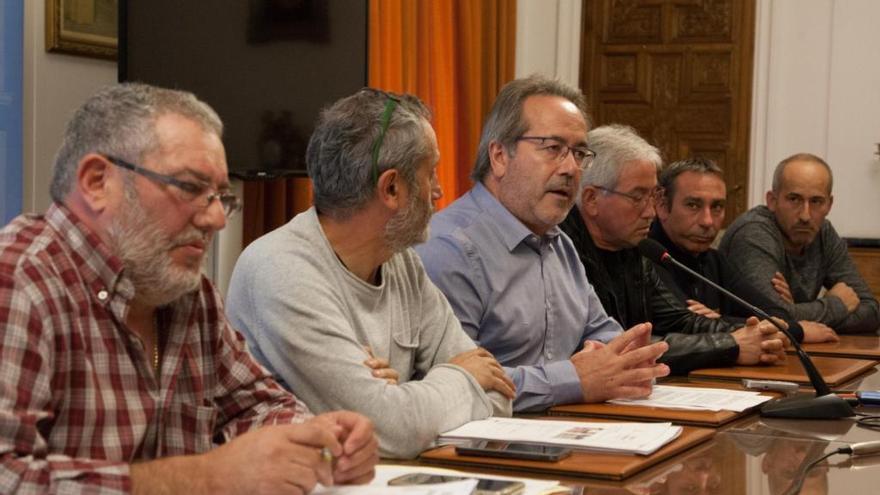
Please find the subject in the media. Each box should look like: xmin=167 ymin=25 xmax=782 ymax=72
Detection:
xmin=0 ymin=203 xmax=311 ymax=494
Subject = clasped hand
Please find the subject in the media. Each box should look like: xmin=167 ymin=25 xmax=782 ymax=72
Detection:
xmin=571 ymin=323 xmax=670 ymax=403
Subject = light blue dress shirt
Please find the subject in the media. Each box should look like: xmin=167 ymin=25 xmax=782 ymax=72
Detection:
xmin=415 ymin=183 xmax=623 ymax=412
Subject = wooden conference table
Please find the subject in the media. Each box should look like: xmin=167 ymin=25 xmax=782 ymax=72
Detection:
xmin=405 ymin=335 xmax=880 ymax=494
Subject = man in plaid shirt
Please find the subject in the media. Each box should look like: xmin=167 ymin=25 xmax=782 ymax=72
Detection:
xmin=0 ymin=83 xmax=378 ymax=494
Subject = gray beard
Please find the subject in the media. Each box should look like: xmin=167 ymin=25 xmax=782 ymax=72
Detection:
xmin=107 ymin=188 xmax=206 ymax=307
xmin=384 ymin=190 xmax=432 ymax=253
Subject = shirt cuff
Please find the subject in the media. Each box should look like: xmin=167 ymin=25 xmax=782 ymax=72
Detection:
xmin=543 ymin=359 xmax=585 ymax=405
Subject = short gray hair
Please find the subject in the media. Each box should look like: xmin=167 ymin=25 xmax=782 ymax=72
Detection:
xmin=772 ymin=152 xmax=833 ymax=194
xmin=471 ymin=74 xmax=589 ymax=183
xmin=307 ymin=88 xmax=436 ymax=220
xmin=580 ymin=124 xmax=661 ymax=199
xmin=51 ymin=83 xmax=223 ymax=202
xmin=659 ymin=157 xmax=724 ymax=202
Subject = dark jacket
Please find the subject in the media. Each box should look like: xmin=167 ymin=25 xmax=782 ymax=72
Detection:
xmin=649 ymin=221 xmax=804 ymax=342
xmin=560 ymin=209 xmax=740 ymax=375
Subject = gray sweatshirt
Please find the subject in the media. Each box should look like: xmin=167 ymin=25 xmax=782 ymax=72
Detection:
xmin=226 ymin=208 xmax=511 ymax=458
xmin=720 ymin=205 xmax=879 ymax=333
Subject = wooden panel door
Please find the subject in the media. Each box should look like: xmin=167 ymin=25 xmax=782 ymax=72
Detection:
xmin=580 ymin=0 xmax=756 ymax=222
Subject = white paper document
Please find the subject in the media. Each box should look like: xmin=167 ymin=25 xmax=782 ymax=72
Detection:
xmin=440 ymin=417 xmax=682 ymax=456
xmin=314 ymin=478 xmax=476 ymax=495
xmin=313 ymin=464 xmax=566 ymax=495
xmin=608 ymin=385 xmax=772 ymax=412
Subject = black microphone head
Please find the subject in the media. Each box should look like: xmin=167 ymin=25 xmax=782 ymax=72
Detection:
xmin=637 ymin=238 xmax=670 ymax=264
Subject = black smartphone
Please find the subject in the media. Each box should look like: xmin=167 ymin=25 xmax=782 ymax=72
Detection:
xmin=387 ymin=473 xmax=524 ymax=495
xmin=454 ymin=440 xmax=572 ymax=462
xmin=857 ymin=391 xmax=880 ymax=406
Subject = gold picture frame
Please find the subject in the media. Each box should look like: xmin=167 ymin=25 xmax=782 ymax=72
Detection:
xmin=45 ymin=0 xmax=117 ymax=60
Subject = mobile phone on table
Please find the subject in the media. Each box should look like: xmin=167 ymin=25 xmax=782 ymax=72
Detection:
xmin=742 ymin=378 xmax=800 ymax=394
xmin=387 ymin=473 xmax=524 ymax=495
xmin=454 ymin=439 xmax=572 ymax=462
xmin=857 ymin=391 xmax=880 ymax=406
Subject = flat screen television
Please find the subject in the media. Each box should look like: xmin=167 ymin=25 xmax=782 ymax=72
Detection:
xmin=119 ymin=0 xmax=368 ymax=179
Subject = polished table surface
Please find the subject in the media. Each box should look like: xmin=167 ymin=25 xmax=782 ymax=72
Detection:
xmin=409 ymin=367 xmax=880 ymax=494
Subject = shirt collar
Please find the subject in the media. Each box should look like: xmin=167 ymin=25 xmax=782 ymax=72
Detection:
xmin=46 ymin=202 xmax=134 ymax=304
xmin=471 ymin=182 xmax=562 ymax=252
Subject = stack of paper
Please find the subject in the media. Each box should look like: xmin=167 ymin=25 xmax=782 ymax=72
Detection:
xmin=608 ymin=385 xmax=772 ymax=412
xmin=440 ymin=417 xmax=682 ymax=456
xmin=314 ymin=464 xmax=566 ymax=495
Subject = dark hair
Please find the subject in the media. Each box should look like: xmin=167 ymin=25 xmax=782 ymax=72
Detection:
xmin=659 ymin=157 xmax=724 ymax=202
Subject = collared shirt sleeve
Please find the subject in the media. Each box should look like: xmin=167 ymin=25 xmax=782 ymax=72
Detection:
xmin=504 ymin=360 xmax=584 ymax=412
xmin=418 ymin=233 xmax=589 ymax=413
xmin=0 ymin=268 xmax=131 ymax=495
xmin=580 ymin=275 xmax=624 ymax=345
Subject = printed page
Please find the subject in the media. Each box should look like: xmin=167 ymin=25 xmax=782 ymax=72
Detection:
xmin=314 ymin=464 xmax=565 ymax=495
xmin=608 ymin=385 xmax=771 ymax=412
xmin=440 ymin=418 xmax=682 ymax=455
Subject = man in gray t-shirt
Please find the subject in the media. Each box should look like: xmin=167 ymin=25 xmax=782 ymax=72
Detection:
xmin=226 ymin=89 xmax=512 ymax=460
xmin=720 ymin=153 xmax=879 ymax=333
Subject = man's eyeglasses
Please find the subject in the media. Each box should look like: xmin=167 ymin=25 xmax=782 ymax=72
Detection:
xmin=370 ymin=95 xmax=401 ymax=184
xmin=105 ymin=156 xmax=242 ymax=218
xmin=596 ymin=186 xmax=664 ymax=211
xmin=516 ymin=136 xmax=597 ymax=170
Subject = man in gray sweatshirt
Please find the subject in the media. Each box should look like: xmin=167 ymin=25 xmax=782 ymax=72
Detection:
xmin=226 ymin=89 xmax=513 ymax=459
xmin=720 ymin=153 xmax=879 ymax=334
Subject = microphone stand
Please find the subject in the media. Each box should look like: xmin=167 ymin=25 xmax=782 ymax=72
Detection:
xmin=642 ymin=241 xmax=854 ymax=419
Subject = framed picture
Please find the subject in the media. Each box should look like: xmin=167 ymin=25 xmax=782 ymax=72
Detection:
xmin=45 ymin=0 xmax=117 ymax=60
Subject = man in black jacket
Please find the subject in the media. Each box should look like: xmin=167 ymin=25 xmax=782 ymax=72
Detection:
xmin=651 ymin=157 xmax=837 ymax=343
xmin=560 ymin=124 xmax=786 ymax=374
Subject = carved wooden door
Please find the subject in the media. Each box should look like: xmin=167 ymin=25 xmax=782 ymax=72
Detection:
xmin=580 ymin=0 xmax=755 ymax=223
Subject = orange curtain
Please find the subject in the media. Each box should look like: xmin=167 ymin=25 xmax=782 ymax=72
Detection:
xmin=369 ymin=0 xmax=516 ymax=209
xmin=242 ymin=0 xmax=515 ymax=247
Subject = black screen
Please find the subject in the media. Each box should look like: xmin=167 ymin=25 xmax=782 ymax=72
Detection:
xmin=120 ymin=0 xmax=368 ymax=178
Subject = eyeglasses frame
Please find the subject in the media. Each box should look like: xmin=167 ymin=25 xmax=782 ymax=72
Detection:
xmin=595 ymin=185 xmax=665 ymax=211
xmin=105 ymin=155 xmax=242 ymax=217
xmin=515 ymin=135 xmax=597 ymax=170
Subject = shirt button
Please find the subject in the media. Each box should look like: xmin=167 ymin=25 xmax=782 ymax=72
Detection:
xmin=546 ymin=351 xmax=553 ymax=359
xmin=97 ymin=290 xmax=109 ymax=301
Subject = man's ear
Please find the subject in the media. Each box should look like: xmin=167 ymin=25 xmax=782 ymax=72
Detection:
xmin=655 ymin=194 xmax=671 ymax=221
xmin=488 ymin=141 xmax=510 ymax=179
xmin=766 ymin=190 xmax=777 ymax=211
xmin=376 ymin=167 xmax=403 ymax=211
xmin=580 ymin=186 xmax=601 ymax=217
xmin=75 ymin=153 xmax=116 ymax=213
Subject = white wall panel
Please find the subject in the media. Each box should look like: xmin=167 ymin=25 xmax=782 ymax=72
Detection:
xmin=751 ymin=0 xmax=880 ymax=237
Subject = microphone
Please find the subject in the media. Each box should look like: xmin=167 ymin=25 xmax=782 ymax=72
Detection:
xmin=637 ymin=238 xmax=854 ymax=419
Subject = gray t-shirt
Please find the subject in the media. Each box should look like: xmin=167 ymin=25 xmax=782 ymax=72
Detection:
xmin=720 ymin=205 xmax=879 ymax=333
xmin=225 ymin=207 xmax=510 ymax=459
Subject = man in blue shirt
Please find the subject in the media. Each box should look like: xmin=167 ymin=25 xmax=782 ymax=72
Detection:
xmin=416 ymin=75 xmax=670 ymax=412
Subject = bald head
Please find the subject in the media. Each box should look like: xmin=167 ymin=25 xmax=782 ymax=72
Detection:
xmin=772 ymin=153 xmax=833 ymax=196
xmin=766 ymin=154 xmax=834 ymax=253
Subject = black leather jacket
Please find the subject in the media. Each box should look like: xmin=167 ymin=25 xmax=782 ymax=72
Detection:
xmin=649 ymin=221 xmax=804 ymax=342
xmin=560 ymin=210 xmax=740 ymax=375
